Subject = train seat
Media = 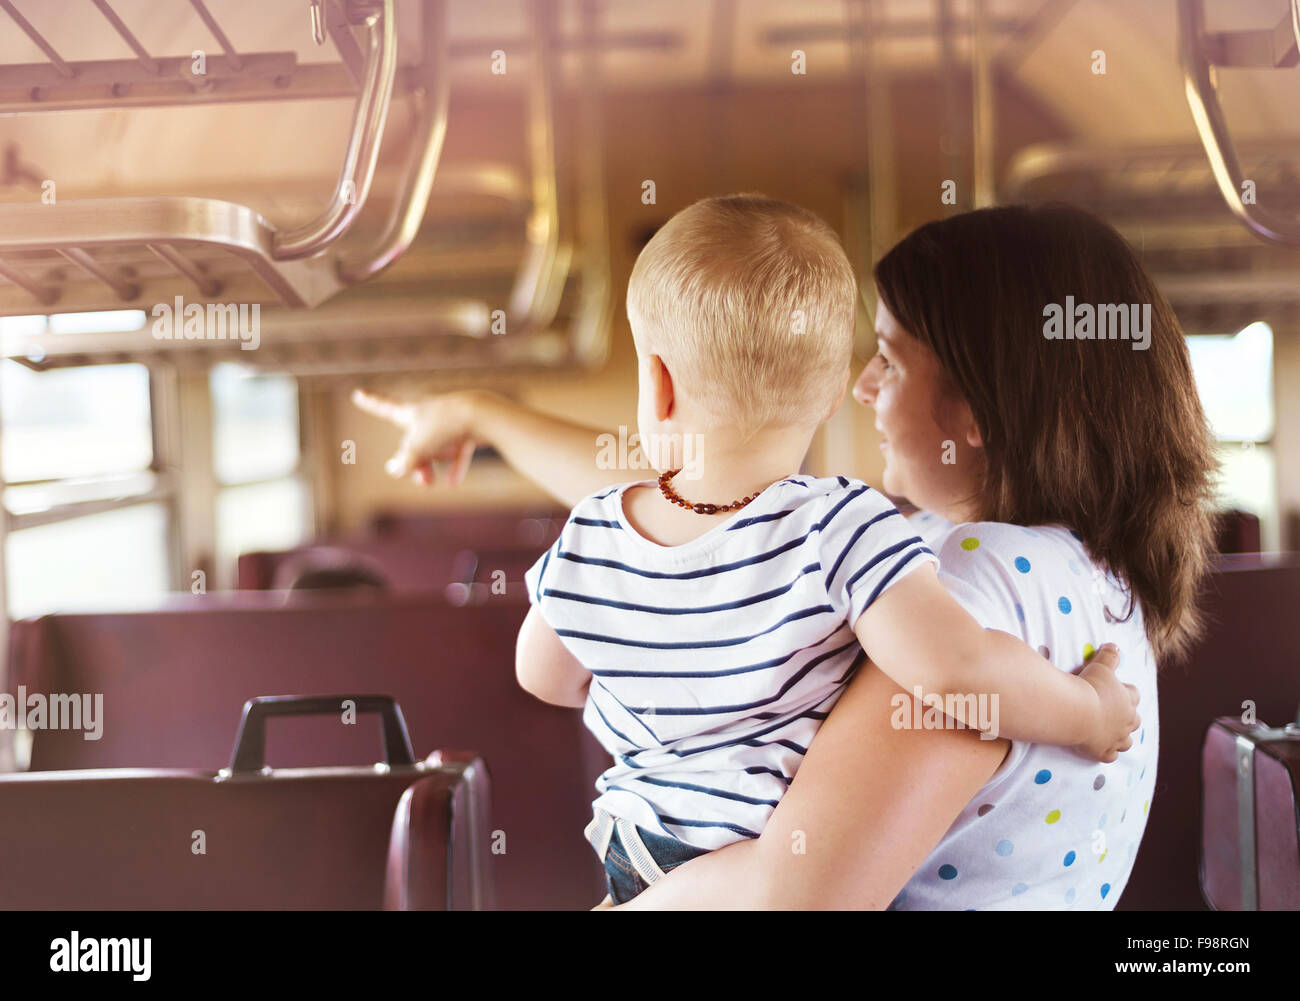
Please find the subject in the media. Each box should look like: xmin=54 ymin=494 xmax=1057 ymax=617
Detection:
xmin=0 ymin=763 xmax=475 ymax=909
xmin=239 ymin=539 xmax=546 ymax=598
xmin=6 ymin=593 xmax=611 ymax=910
xmin=1120 ymin=555 xmax=1300 ymax=909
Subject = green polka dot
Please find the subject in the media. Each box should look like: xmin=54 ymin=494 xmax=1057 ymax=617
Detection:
xmin=960 ymin=537 xmax=980 ymax=551
xmin=1083 ymin=643 xmax=1095 ymax=660
xmin=1045 ymin=809 xmax=1061 ymax=824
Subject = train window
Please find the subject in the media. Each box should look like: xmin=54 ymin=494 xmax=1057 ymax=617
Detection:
xmin=1185 ymin=321 xmax=1276 ymax=548
xmin=210 ymin=365 xmax=310 ymax=573
xmin=0 ymin=356 xmax=152 ymax=482
xmin=4 ymin=504 xmax=170 ymax=621
xmin=0 ymin=350 xmax=166 ymax=617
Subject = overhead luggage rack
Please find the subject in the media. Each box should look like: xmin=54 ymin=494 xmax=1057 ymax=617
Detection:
xmin=0 ymin=0 xmax=612 ymax=376
xmin=0 ymin=0 xmax=449 ymax=316
xmin=1004 ymin=140 xmax=1300 ymax=333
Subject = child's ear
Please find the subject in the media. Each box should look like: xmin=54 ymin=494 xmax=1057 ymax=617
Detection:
xmin=649 ymin=354 xmax=675 ymax=422
xmin=827 ymin=374 xmax=849 ymax=419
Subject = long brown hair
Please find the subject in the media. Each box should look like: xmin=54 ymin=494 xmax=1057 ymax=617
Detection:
xmin=873 ymin=203 xmax=1218 ymax=663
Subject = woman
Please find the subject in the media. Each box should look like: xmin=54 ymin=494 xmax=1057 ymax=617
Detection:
xmin=355 ymin=203 xmax=1217 ymax=908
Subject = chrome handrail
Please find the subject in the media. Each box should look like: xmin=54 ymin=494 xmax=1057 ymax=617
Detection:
xmin=337 ymin=0 xmax=450 ymax=285
xmin=273 ymin=0 xmax=397 ymax=260
xmin=570 ymin=0 xmax=612 ymax=366
xmin=507 ymin=0 xmax=566 ymax=330
xmin=1178 ymin=0 xmax=1300 ymax=249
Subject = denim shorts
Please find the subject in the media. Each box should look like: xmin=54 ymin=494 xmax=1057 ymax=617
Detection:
xmin=585 ymin=808 xmax=710 ymax=904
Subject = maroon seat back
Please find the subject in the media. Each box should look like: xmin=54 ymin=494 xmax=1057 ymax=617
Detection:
xmin=7 ymin=593 xmax=610 ymax=910
xmin=238 ymin=540 xmax=546 ymax=596
xmin=0 ymin=763 xmax=467 ymax=909
xmin=1214 ymin=509 xmax=1262 ymax=555
xmin=369 ymin=507 xmax=566 ymax=547
xmin=1119 ymin=555 xmax=1300 ymax=909
xmin=385 ymin=755 xmax=490 ymax=911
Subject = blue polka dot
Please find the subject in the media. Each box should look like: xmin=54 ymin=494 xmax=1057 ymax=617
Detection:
xmin=1069 ymin=530 xmax=1082 ymax=541
xmin=1140 ymin=729 xmax=1145 ymax=745
xmin=1064 ymin=850 xmax=1077 ymax=867
xmin=1140 ymin=766 xmax=1146 ymax=780
xmin=1068 ymin=559 xmax=1081 ymax=576
xmin=1057 ymin=596 xmax=1072 ymax=614
xmin=1098 ymin=813 xmax=1108 ymax=829
xmin=995 ymin=839 xmax=1014 ymax=857
xmin=1100 ymin=883 xmax=1111 ymax=899
xmin=1014 ymin=557 xmax=1031 ymax=573
xmin=1011 ymin=882 xmax=1029 ymax=896
xmin=1065 ymin=888 xmax=1076 ymax=905
xmin=1014 ymin=603 xmax=1025 ymax=622
xmin=938 ymin=864 xmax=958 ymax=880
xmin=1034 ymin=769 xmax=1052 ymax=784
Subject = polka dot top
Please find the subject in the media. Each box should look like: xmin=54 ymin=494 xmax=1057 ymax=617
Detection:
xmin=888 ymin=515 xmax=1158 ymax=910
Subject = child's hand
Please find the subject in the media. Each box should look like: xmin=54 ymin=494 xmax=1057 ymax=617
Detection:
xmin=1077 ymin=644 xmax=1140 ymax=762
xmin=352 ymin=388 xmax=480 ymax=487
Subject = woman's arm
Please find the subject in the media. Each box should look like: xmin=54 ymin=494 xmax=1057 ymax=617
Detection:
xmin=615 ymin=660 xmax=1010 ymax=909
xmin=352 ymin=388 xmax=638 ymax=507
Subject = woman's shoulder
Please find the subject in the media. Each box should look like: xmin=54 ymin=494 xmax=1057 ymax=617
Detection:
xmin=932 ymin=521 xmax=1093 ymax=576
xmin=928 ymin=521 xmax=1114 ymax=629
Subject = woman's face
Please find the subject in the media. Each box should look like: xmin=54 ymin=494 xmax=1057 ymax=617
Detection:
xmin=853 ymin=299 xmax=984 ymax=521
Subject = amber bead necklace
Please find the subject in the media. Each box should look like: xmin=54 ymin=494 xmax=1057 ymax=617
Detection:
xmin=657 ymin=468 xmax=764 ymax=515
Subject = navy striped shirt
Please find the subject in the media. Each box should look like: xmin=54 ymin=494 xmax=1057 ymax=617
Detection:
xmin=524 ymin=474 xmax=938 ymax=851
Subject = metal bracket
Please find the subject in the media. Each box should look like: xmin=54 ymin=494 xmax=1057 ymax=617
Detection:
xmin=1178 ymin=0 xmax=1300 ymax=248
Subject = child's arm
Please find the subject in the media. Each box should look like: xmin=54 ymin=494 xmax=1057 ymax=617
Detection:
xmin=854 ymin=564 xmax=1139 ymax=761
xmin=353 ymin=388 xmax=634 ymax=507
xmin=515 ymin=606 xmax=592 ymax=708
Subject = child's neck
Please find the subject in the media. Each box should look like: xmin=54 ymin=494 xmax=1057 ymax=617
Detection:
xmin=622 ymin=427 xmax=811 ymax=548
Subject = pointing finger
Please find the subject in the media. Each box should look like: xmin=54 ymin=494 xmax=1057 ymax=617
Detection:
xmin=353 ymin=388 xmax=413 ymax=428
xmin=386 ymin=438 xmax=417 ymax=478
xmin=448 ymin=439 xmax=475 ymax=487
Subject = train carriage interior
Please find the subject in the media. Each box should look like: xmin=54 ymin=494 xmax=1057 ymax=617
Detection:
xmin=0 ymin=0 xmax=1297 ymax=923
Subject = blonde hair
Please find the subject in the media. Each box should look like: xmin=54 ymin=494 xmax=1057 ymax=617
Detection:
xmin=626 ymin=194 xmax=858 ymax=432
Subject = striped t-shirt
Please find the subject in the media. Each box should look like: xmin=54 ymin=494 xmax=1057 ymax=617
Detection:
xmin=523 ymin=474 xmax=938 ymax=852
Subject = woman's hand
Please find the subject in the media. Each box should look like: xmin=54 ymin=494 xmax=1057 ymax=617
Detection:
xmin=352 ymin=388 xmax=483 ymax=488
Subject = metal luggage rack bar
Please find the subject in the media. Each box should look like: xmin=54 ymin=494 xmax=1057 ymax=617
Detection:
xmin=1178 ymin=0 xmax=1300 ymax=249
